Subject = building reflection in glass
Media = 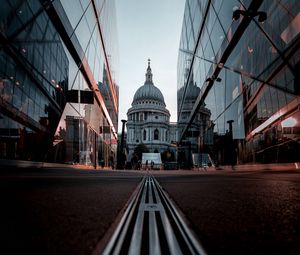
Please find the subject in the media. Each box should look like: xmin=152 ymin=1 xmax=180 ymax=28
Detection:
xmin=177 ymin=0 xmax=300 ymax=165
xmin=0 ymin=0 xmax=119 ymax=167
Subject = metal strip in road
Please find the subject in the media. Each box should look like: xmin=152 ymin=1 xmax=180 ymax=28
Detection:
xmin=149 ymin=211 xmax=160 ymax=255
xmin=101 ymin=176 xmax=207 ymax=255
xmin=153 ymin=177 xmax=207 ymax=255
xmin=128 ymin=177 xmax=148 ymax=254
xmin=101 ymin=176 xmax=146 ymax=255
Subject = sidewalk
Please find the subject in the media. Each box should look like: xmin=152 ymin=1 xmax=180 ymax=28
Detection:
xmin=217 ymin=162 xmax=300 ymax=171
xmin=0 ymin=159 xmax=113 ymax=170
xmin=175 ymin=162 xmax=300 ymax=173
xmin=1 ymin=159 xmax=299 ymax=172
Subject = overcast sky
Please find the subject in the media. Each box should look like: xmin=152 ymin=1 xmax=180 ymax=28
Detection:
xmin=115 ymin=0 xmax=185 ymax=131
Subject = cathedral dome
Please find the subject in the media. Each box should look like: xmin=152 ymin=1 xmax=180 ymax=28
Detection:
xmin=132 ymin=59 xmax=165 ymax=105
xmin=133 ymin=83 xmax=165 ymax=103
xmin=178 ymin=82 xmax=200 ymax=101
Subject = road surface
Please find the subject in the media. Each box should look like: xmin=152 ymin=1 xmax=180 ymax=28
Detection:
xmin=0 ymin=165 xmax=299 ymax=254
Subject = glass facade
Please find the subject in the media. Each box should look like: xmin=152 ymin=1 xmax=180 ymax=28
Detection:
xmin=178 ymin=0 xmax=300 ymax=165
xmin=0 ymin=0 xmax=119 ymax=166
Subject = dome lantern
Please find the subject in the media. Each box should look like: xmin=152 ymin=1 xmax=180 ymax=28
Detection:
xmin=145 ymin=58 xmax=153 ymax=84
xmin=132 ymin=59 xmax=165 ymax=106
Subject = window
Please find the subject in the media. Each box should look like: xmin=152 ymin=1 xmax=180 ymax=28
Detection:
xmin=143 ymin=129 xmax=147 ymax=140
xmin=154 ymin=129 xmax=159 ymax=140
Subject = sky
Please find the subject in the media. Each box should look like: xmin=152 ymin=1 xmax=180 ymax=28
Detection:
xmin=115 ymin=0 xmax=186 ymax=131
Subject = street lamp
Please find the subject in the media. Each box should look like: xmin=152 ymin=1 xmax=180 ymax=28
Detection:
xmin=232 ymin=8 xmax=267 ymax=23
xmin=206 ymin=75 xmax=222 ymax=82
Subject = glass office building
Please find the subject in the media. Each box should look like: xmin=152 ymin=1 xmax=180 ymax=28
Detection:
xmin=0 ymin=0 xmax=119 ymax=166
xmin=178 ymin=0 xmax=300 ymax=165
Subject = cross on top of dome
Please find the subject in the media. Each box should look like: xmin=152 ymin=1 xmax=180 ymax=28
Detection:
xmin=145 ymin=58 xmax=153 ymax=84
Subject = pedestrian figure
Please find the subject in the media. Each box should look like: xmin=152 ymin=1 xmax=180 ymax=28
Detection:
xmin=145 ymin=160 xmax=148 ymax=170
xmin=131 ymin=153 xmax=138 ymax=170
xmin=109 ymin=153 xmax=114 ymax=169
xmin=151 ymin=160 xmax=154 ymax=170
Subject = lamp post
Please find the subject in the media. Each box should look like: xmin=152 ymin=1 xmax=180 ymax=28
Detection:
xmin=227 ymin=120 xmax=235 ymax=168
xmin=118 ymin=119 xmax=127 ymax=169
xmin=93 ymin=131 xmax=97 ymax=169
xmin=120 ymin=120 xmax=127 ymax=154
xmin=227 ymin=120 xmax=234 ymax=139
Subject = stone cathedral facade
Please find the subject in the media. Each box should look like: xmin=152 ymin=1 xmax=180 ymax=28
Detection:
xmin=126 ymin=60 xmax=177 ymax=161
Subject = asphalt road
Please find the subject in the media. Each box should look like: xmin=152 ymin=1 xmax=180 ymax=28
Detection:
xmin=0 ymin=167 xmax=144 ymax=255
xmin=0 ymin=166 xmax=299 ymax=254
xmin=154 ymin=169 xmax=300 ymax=255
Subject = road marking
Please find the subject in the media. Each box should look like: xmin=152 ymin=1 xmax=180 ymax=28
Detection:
xmin=102 ymin=175 xmax=207 ymax=255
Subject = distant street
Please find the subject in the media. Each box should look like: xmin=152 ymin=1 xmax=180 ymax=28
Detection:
xmin=0 ymin=166 xmax=299 ymax=254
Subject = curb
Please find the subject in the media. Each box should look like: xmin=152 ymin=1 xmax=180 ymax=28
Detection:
xmin=217 ymin=162 xmax=300 ymax=171
xmin=0 ymin=159 xmax=113 ymax=170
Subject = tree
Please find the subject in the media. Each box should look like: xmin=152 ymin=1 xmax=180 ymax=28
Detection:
xmin=134 ymin=143 xmax=149 ymax=160
xmin=161 ymin=149 xmax=175 ymax=162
